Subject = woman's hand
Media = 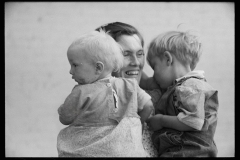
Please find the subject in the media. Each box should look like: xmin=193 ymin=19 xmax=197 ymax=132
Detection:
xmin=146 ymin=114 xmax=164 ymax=131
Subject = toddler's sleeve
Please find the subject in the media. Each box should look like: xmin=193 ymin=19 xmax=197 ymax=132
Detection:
xmin=145 ymin=89 xmax=162 ymax=107
xmin=174 ymin=86 xmax=205 ymax=131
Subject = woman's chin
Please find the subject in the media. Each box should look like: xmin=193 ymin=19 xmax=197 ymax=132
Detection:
xmin=124 ymin=75 xmax=141 ymax=84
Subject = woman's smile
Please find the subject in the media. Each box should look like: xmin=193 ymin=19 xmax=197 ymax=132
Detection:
xmin=125 ymin=70 xmax=139 ymax=76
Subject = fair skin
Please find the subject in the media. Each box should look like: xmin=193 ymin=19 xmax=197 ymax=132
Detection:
xmin=67 ymin=46 xmax=110 ymax=85
xmin=113 ymin=34 xmax=145 ymax=84
xmin=146 ymin=51 xmax=195 ymax=131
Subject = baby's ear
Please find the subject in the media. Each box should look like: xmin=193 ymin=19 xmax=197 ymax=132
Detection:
xmin=95 ymin=61 xmax=104 ymax=74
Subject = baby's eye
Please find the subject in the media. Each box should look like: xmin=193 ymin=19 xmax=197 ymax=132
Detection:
xmin=123 ymin=51 xmax=130 ymax=56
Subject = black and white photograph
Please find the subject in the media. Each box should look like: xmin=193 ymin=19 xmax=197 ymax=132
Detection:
xmin=5 ymin=2 xmax=234 ymax=157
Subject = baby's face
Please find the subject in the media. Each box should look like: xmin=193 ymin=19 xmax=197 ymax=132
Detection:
xmin=67 ymin=47 xmax=99 ymax=85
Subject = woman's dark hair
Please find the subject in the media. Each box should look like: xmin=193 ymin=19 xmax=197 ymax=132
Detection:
xmin=95 ymin=22 xmax=144 ymax=47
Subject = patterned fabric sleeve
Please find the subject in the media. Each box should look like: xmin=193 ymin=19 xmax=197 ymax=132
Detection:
xmin=174 ymin=85 xmax=205 ymax=130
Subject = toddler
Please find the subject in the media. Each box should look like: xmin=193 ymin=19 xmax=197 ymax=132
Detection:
xmin=145 ymin=31 xmax=219 ymax=157
xmin=57 ymin=30 xmax=154 ymax=157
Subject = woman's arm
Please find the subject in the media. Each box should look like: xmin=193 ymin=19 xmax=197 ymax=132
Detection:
xmin=146 ymin=114 xmax=195 ymax=131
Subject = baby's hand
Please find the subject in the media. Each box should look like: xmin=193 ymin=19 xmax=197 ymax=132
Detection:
xmin=146 ymin=114 xmax=164 ymax=131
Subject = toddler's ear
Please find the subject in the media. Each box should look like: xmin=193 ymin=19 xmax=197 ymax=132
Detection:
xmin=95 ymin=61 xmax=104 ymax=74
xmin=163 ymin=51 xmax=173 ymax=66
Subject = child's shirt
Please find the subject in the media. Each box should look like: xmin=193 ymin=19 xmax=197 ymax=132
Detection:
xmin=57 ymin=76 xmax=151 ymax=157
xmin=153 ymin=70 xmax=219 ymax=157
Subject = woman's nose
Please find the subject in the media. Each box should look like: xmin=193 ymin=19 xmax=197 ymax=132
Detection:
xmin=129 ymin=55 xmax=140 ymax=66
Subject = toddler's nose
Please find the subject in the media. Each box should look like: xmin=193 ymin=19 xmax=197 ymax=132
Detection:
xmin=69 ymin=68 xmax=73 ymax=75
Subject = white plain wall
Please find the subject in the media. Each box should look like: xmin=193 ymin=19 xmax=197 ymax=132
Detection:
xmin=5 ymin=2 xmax=234 ymax=157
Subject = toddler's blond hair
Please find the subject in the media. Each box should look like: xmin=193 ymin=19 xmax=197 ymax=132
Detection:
xmin=147 ymin=31 xmax=202 ymax=70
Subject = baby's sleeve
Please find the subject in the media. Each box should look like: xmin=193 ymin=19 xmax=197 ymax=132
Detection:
xmin=58 ymin=85 xmax=82 ymax=125
xmin=136 ymin=83 xmax=152 ymax=111
xmin=174 ymin=86 xmax=205 ymax=131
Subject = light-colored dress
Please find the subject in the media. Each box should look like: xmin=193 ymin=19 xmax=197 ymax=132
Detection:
xmin=57 ymin=77 xmax=152 ymax=157
xmin=142 ymin=89 xmax=162 ymax=157
xmin=58 ymin=117 xmax=149 ymax=157
xmin=142 ymin=123 xmax=158 ymax=157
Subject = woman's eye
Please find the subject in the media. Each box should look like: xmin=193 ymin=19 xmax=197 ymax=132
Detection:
xmin=137 ymin=51 xmax=144 ymax=57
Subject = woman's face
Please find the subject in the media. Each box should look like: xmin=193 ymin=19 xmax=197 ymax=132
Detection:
xmin=113 ymin=34 xmax=145 ymax=84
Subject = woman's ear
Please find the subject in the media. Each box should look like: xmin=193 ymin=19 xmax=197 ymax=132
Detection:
xmin=163 ymin=51 xmax=173 ymax=66
xmin=95 ymin=61 xmax=104 ymax=74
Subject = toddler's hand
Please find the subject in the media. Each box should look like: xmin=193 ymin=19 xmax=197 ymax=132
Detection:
xmin=146 ymin=114 xmax=164 ymax=131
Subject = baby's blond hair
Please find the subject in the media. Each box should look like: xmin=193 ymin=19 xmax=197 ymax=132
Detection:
xmin=69 ymin=29 xmax=124 ymax=72
xmin=147 ymin=31 xmax=202 ymax=70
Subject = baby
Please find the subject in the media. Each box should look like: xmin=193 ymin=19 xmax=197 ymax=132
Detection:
xmin=145 ymin=30 xmax=219 ymax=157
xmin=57 ymin=30 xmax=154 ymax=157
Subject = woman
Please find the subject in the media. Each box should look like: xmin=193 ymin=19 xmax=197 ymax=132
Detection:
xmin=96 ymin=22 xmax=161 ymax=157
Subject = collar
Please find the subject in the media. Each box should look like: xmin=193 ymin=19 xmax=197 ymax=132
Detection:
xmin=173 ymin=70 xmax=205 ymax=85
xmin=96 ymin=76 xmax=115 ymax=83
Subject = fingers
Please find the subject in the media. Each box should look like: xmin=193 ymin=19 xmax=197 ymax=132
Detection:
xmin=145 ymin=119 xmax=153 ymax=131
xmin=145 ymin=118 xmax=149 ymax=123
xmin=147 ymin=125 xmax=153 ymax=131
xmin=146 ymin=116 xmax=151 ymax=123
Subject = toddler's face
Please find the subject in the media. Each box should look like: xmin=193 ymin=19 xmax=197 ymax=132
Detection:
xmin=113 ymin=34 xmax=145 ymax=84
xmin=67 ymin=47 xmax=99 ymax=85
xmin=148 ymin=56 xmax=173 ymax=89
